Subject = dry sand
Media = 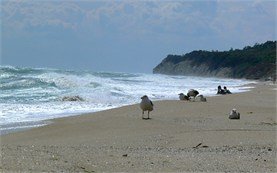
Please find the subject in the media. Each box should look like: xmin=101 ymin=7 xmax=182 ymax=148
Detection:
xmin=1 ymin=82 xmax=276 ymax=172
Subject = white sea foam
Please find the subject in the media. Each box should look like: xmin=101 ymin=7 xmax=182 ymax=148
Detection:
xmin=0 ymin=66 xmax=255 ymax=133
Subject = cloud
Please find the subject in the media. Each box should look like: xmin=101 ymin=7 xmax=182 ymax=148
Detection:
xmin=1 ymin=1 xmax=276 ymax=45
xmin=209 ymin=1 xmax=276 ymax=45
xmin=2 ymin=1 xmax=84 ymax=31
xmin=1 ymin=1 xmax=206 ymax=33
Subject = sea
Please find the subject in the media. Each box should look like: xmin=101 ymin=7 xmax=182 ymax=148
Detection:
xmin=0 ymin=66 xmax=255 ymax=134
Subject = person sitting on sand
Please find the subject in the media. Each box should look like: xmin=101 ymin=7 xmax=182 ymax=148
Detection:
xmin=217 ymin=85 xmax=225 ymax=95
xmin=223 ymin=86 xmax=232 ymax=94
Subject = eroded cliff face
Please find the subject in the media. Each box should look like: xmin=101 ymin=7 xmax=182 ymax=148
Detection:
xmin=153 ymin=60 xmax=233 ymax=78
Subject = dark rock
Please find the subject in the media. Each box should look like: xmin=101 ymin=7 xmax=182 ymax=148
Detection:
xmin=61 ymin=96 xmax=84 ymax=101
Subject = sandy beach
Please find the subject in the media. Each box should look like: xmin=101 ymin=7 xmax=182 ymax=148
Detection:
xmin=1 ymin=82 xmax=276 ymax=172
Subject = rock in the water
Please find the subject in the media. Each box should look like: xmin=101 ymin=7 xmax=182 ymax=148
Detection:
xmin=62 ymin=96 xmax=84 ymax=101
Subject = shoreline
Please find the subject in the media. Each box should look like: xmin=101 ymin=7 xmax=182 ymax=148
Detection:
xmin=0 ymin=81 xmax=257 ymax=136
xmin=1 ymin=82 xmax=276 ymax=172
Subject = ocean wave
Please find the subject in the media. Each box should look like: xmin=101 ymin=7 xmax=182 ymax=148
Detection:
xmin=0 ymin=77 xmax=58 ymax=90
xmin=93 ymin=71 xmax=139 ymax=78
xmin=0 ymin=66 xmax=46 ymax=76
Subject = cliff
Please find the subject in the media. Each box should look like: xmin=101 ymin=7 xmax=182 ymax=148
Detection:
xmin=153 ymin=41 xmax=276 ymax=80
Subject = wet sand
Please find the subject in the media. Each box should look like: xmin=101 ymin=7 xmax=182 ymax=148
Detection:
xmin=1 ymin=82 xmax=276 ymax=172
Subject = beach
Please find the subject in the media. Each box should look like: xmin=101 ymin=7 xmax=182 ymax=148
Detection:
xmin=1 ymin=82 xmax=276 ymax=172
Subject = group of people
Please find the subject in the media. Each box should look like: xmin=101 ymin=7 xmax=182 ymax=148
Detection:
xmin=217 ymin=85 xmax=232 ymax=95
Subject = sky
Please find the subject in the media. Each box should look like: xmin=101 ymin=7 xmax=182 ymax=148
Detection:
xmin=1 ymin=0 xmax=276 ymax=73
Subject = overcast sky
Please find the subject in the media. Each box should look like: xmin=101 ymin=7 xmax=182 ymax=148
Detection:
xmin=1 ymin=0 xmax=276 ymax=73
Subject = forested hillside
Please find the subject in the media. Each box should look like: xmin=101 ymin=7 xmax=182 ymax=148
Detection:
xmin=153 ymin=41 xmax=276 ymax=80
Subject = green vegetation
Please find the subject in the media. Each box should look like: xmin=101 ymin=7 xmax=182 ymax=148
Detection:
xmin=154 ymin=41 xmax=276 ymax=79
